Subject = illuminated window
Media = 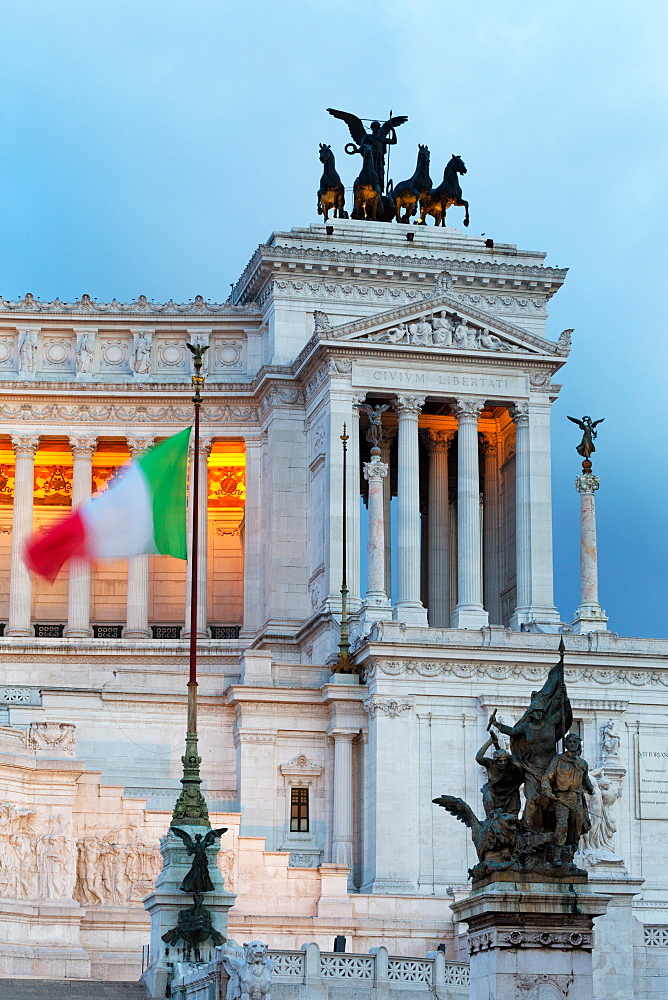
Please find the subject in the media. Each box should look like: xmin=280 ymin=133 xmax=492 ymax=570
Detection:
xmin=290 ymin=787 xmax=309 ymax=832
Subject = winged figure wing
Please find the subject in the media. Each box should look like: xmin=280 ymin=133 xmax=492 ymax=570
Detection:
xmin=433 ymin=795 xmax=480 ymax=836
xmin=326 ymin=108 xmax=368 ymax=145
xmin=201 ymin=826 xmax=228 ymax=849
xmin=592 ymin=418 xmax=605 ymax=428
xmin=380 ymin=115 xmax=408 ymax=137
xmin=355 ymin=403 xmax=374 ymax=417
xmin=170 ymin=826 xmax=194 ymax=852
xmin=567 ymin=415 xmax=584 ymax=429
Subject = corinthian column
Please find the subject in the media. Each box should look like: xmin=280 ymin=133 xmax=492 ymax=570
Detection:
xmin=421 ymin=429 xmax=455 ymax=628
xmin=330 ymin=729 xmax=357 ymax=871
xmin=510 ymin=402 xmax=531 ymax=628
xmin=6 ymin=435 xmax=39 ymax=637
xmin=123 ymin=436 xmax=154 ymax=639
xmin=480 ymin=434 xmax=501 ymax=625
xmin=379 ymin=426 xmax=396 ymax=599
xmin=572 ymin=472 xmax=608 ymax=633
xmin=393 ymin=394 xmax=427 ymax=626
xmin=184 ymin=436 xmax=212 ymax=639
xmin=64 ymin=436 xmax=97 ymax=638
xmin=452 ymin=398 xmax=488 ymax=629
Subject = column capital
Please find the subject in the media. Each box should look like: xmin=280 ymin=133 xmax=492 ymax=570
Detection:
xmin=454 ymin=397 xmax=485 ymax=422
xmin=575 ymin=473 xmax=600 ymax=494
xmin=379 ymin=425 xmax=397 ymax=449
xmin=363 ymin=457 xmax=388 ymax=482
xmin=421 ymin=428 xmax=455 ymax=454
xmin=352 ymin=390 xmax=368 ymax=406
xmin=189 ymin=436 xmax=213 ymax=459
xmin=478 ymin=433 xmax=498 ymax=456
xmin=511 ymin=401 xmax=530 ymax=426
xmin=11 ymin=434 xmax=39 ymax=457
xmin=394 ymin=393 xmax=425 ymax=416
xmin=126 ymin=435 xmax=155 ymax=457
xmin=328 ymin=728 xmax=359 ymax=742
xmin=69 ymin=435 xmax=97 ymax=458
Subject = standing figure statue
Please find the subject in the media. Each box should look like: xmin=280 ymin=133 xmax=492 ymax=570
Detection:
xmin=327 ymin=108 xmax=408 ymax=194
xmin=541 ymin=733 xmax=593 ymax=867
xmin=76 ymin=332 xmax=94 ymax=374
xmin=567 ymin=415 xmax=604 ymax=461
xmin=356 ymin=402 xmax=391 ymax=449
xmin=490 ymin=641 xmax=572 ymax=834
xmin=475 ymin=731 xmax=524 ymax=818
xmin=170 ymin=826 xmax=227 ymax=894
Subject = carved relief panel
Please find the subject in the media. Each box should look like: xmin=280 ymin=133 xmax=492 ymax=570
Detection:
xmin=210 ymin=333 xmax=246 ymax=375
xmin=98 ymin=335 xmax=132 ymax=374
xmin=0 ymin=335 xmax=16 ymax=372
xmin=38 ymin=334 xmax=75 ymax=374
xmin=155 ymin=338 xmax=187 ymax=375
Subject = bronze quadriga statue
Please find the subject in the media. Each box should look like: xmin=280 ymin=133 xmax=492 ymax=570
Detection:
xmin=317 ymin=144 xmax=346 ymax=222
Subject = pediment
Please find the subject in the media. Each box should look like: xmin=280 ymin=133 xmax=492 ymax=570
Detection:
xmin=314 ymin=291 xmax=570 ymax=359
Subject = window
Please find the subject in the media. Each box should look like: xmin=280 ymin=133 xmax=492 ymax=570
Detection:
xmin=290 ymin=787 xmax=309 ymax=832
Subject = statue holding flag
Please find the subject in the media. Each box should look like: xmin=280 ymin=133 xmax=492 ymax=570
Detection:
xmin=434 ymin=639 xmax=591 ymax=881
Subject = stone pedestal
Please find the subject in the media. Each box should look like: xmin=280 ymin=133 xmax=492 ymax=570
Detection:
xmin=141 ymin=825 xmax=236 ymax=999
xmin=451 ymin=878 xmax=609 ymax=1000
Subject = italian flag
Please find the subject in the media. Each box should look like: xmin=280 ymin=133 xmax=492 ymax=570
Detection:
xmin=25 ymin=427 xmax=191 ymax=582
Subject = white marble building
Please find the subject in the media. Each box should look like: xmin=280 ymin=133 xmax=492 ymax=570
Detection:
xmin=0 ymin=220 xmax=665 ymax=998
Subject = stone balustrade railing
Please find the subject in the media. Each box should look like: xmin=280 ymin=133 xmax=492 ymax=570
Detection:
xmin=172 ymin=942 xmax=470 ymax=999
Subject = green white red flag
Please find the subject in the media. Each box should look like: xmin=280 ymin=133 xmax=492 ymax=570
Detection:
xmin=24 ymin=427 xmax=191 ymax=582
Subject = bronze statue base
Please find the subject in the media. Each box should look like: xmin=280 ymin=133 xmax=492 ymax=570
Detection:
xmin=472 ymin=868 xmax=588 ymax=891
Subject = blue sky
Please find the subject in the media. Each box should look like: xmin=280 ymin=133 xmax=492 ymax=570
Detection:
xmin=1 ymin=1 xmax=666 ymax=637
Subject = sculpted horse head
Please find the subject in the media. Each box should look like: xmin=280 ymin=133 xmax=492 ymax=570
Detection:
xmin=319 ymin=143 xmax=333 ymax=164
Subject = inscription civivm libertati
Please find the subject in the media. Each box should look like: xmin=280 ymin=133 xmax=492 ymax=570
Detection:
xmin=351 ymin=362 xmax=529 ymax=397
xmin=637 ymin=736 xmax=668 ymax=820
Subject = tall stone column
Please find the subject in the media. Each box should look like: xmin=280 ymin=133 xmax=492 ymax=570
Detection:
xmin=123 ymin=436 xmax=154 ymax=639
xmin=480 ymin=435 xmax=501 ymax=625
xmin=379 ymin=426 xmax=396 ymax=599
xmin=347 ymin=393 xmax=365 ymax=608
xmin=510 ymin=402 xmax=531 ymax=627
xmin=393 ymin=394 xmax=427 ymax=626
xmin=241 ymin=435 xmax=263 ymax=636
xmin=421 ymin=429 xmax=454 ymax=628
xmin=452 ymin=398 xmax=488 ymax=629
xmin=184 ymin=436 xmax=212 ymax=639
xmin=362 ymin=453 xmax=391 ymax=612
xmin=6 ymin=434 xmax=39 ymax=637
xmin=572 ymin=472 xmax=608 ymax=633
xmin=64 ymin=436 xmax=97 ymax=639
xmin=330 ymin=729 xmax=357 ymax=870
xmin=510 ymin=401 xmax=561 ymax=629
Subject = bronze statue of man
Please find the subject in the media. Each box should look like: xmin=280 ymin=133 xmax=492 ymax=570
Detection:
xmin=475 ymin=734 xmax=524 ymax=818
xmin=327 ymin=109 xmax=408 ymax=193
xmin=541 ymin=733 xmax=593 ymax=866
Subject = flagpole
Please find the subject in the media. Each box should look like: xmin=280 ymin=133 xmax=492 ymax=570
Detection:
xmin=172 ymin=343 xmax=210 ymax=826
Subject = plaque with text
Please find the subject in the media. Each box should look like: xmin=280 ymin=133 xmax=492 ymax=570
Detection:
xmin=351 ymin=362 xmax=528 ymax=399
xmin=637 ymin=735 xmax=668 ymax=819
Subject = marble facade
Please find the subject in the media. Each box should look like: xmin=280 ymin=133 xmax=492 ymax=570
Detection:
xmin=0 ymin=221 xmax=665 ymax=998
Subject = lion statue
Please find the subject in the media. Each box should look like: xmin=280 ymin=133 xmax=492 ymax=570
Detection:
xmin=221 ymin=940 xmax=273 ymax=1000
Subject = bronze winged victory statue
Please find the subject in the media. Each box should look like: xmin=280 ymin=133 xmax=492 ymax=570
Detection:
xmin=327 ymin=108 xmax=408 ymax=193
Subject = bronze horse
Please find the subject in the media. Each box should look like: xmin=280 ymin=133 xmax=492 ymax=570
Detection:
xmin=317 ymin=144 xmax=346 ymax=222
xmin=419 ymin=154 xmax=470 ymax=227
xmin=352 ymin=144 xmax=382 ymax=221
xmin=393 ymin=144 xmax=431 ymax=223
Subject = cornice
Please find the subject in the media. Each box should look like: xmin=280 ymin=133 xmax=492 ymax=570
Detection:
xmin=231 ymin=244 xmax=568 ymax=305
xmin=0 ymin=292 xmax=261 ymax=318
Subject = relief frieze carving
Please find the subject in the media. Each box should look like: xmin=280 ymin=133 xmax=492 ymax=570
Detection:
xmin=362 ymin=658 xmax=668 ymax=687
xmin=0 ymin=402 xmax=259 ymax=425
